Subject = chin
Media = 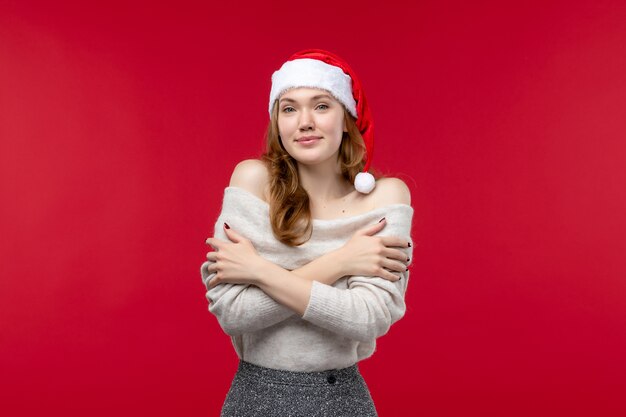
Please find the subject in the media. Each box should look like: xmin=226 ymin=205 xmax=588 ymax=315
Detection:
xmin=296 ymin=156 xmax=337 ymax=167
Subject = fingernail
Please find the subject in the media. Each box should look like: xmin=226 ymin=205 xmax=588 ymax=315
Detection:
xmin=407 ymin=258 xmax=410 ymax=262
xmin=408 ymin=242 xmax=411 ymax=247
xmin=406 ymin=267 xmax=409 ymax=271
xmin=224 ymin=222 xmax=230 ymax=229
xmin=378 ymin=217 xmax=386 ymax=223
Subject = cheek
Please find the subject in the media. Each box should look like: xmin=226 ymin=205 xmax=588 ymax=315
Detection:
xmin=278 ymin=119 xmax=296 ymax=136
xmin=323 ymin=115 xmax=345 ymax=135
xmin=327 ymin=111 xmax=345 ymax=130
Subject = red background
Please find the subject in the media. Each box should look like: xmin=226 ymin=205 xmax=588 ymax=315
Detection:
xmin=1 ymin=1 xmax=625 ymax=416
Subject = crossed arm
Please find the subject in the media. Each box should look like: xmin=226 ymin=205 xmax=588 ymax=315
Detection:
xmin=202 ymin=218 xmax=411 ymax=338
xmin=205 ymin=219 xmax=407 ymax=306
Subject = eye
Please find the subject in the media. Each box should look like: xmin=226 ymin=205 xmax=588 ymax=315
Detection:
xmin=282 ymin=106 xmax=295 ymax=113
xmin=316 ymin=104 xmax=329 ymax=110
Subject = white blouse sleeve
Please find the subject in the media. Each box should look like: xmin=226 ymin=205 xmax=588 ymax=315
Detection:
xmin=300 ymin=210 xmax=413 ymax=342
xmin=201 ymin=261 xmax=296 ymax=336
xmin=200 ymin=189 xmax=298 ymax=336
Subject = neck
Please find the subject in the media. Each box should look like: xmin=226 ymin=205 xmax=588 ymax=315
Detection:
xmin=297 ymin=158 xmax=353 ymax=202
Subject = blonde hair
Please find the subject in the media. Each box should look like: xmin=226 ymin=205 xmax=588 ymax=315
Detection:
xmin=260 ymin=101 xmax=383 ymax=246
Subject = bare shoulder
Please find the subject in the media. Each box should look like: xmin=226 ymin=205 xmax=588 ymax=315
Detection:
xmin=229 ymin=159 xmax=270 ymax=202
xmin=372 ymin=177 xmax=411 ymax=207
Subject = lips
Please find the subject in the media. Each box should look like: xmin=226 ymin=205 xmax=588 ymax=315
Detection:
xmin=296 ymin=136 xmax=322 ymax=143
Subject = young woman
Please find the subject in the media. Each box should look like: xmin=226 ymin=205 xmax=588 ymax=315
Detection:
xmin=201 ymin=49 xmax=414 ymax=416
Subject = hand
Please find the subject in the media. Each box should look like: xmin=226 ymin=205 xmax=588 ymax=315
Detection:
xmin=205 ymin=223 xmax=267 ymax=290
xmin=336 ymin=218 xmax=411 ymax=282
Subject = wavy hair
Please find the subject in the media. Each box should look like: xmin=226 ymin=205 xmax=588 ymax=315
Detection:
xmin=260 ymin=101 xmax=383 ymax=247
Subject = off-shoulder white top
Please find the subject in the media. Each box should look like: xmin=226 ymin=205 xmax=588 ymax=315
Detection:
xmin=201 ymin=186 xmax=414 ymax=372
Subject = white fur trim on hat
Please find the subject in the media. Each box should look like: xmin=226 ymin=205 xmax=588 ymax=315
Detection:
xmin=269 ymin=58 xmax=357 ymax=118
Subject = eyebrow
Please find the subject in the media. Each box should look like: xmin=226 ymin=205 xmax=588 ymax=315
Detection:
xmin=279 ymin=94 xmax=333 ymax=104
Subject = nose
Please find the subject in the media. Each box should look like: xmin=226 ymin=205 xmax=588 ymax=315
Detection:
xmin=298 ymin=109 xmax=314 ymax=131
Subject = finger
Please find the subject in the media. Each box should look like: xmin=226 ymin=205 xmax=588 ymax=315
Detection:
xmin=206 ymin=252 xmax=218 ymax=262
xmin=207 ymin=277 xmax=219 ymax=289
xmin=356 ymin=218 xmax=386 ymax=236
xmin=381 ymin=258 xmax=409 ymax=273
xmin=206 ymin=258 xmax=220 ymax=271
xmin=380 ymin=236 xmax=410 ymax=248
xmin=223 ymin=223 xmax=246 ymax=243
xmin=377 ymin=267 xmax=402 ymax=282
xmin=205 ymin=237 xmax=227 ymax=249
xmin=381 ymin=247 xmax=410 ymax=263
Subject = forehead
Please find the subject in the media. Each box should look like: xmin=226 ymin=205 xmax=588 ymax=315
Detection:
xmin=279 ymin=87 xmax=338 ymax=103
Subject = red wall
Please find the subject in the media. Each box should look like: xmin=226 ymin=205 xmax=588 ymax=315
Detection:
xmin=1 ymin=1 xmax=625 ymax=416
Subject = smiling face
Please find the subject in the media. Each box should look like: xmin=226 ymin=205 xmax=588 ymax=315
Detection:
xmin=277 ymin=87 xmax=348 ymax=168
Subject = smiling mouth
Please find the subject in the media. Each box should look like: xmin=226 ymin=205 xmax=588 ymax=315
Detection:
xmin=296 ymin=136 xmax=322 ymax=143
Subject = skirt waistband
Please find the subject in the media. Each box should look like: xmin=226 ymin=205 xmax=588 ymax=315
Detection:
xmin=236 ymin=360 xmax=361 ymax=387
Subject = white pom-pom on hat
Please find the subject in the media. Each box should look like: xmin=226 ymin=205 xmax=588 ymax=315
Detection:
xmin=354 ymin=172 xmax=376 ymax=194
xmin=269 ymin=49 xmax=376 ymax=194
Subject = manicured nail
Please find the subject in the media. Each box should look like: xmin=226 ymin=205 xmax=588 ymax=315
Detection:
xmin=406 ymin=267 xmax=409 ymax=271
xmin=408 ymin=242 xmax=411 ymax=247
xmin=378 ymin=217 xmax=386 ymax=223
xmin=407 ymin=258 xmax=410 ymax=262
xmin=224 ymin=222 xmax=230 ymax=229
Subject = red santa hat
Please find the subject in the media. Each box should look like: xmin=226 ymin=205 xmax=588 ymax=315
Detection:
xmin=268 ymin=49 xmax=376 ymax=194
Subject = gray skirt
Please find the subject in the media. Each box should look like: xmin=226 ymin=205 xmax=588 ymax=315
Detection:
xmin=220 ymin=360 xmax=379 ymax=417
